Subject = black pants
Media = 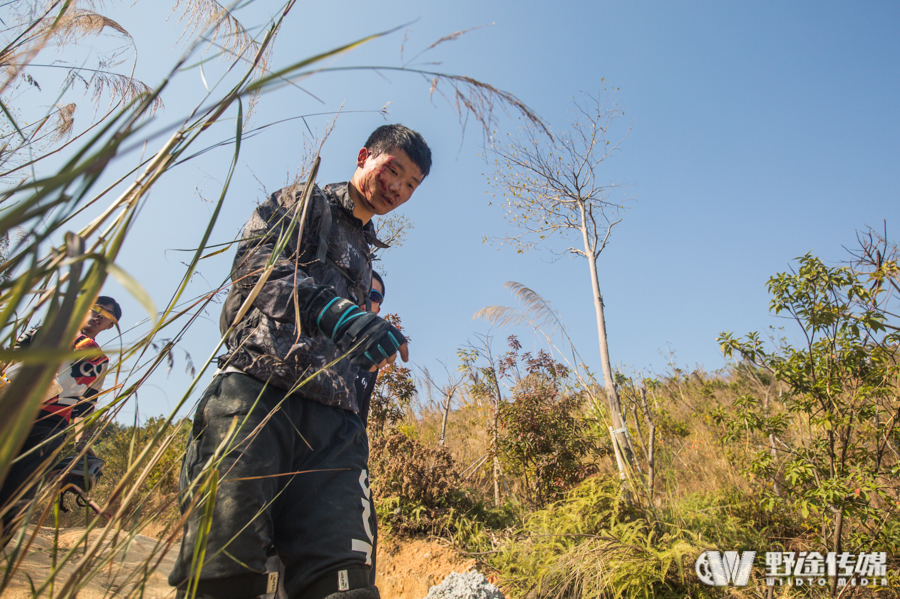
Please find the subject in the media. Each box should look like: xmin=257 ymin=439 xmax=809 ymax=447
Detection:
xmin=169 ymin=373 xmax=376 ymax=599
xmin=1 ymin=416 xmax=67 ymax=544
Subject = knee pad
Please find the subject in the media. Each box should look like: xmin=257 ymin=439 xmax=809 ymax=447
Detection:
xmin=319 ymin=586 xmax=380 ymax=599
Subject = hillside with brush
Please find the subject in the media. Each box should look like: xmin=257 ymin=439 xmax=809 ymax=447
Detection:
xmin=1 ymin=1 xmax=899 ymax=598
xmin=5 ymin=234 xmax=898 ymax=598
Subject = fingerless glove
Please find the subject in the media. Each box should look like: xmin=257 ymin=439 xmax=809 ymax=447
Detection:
xmin=317 ymin=298 xmax=407 ymax=370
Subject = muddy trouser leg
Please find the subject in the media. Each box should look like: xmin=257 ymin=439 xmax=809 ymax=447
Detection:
xmin=271 ymin=491 xmax=378 ymax=596
xmin=168 ymin=372 xmax=378 ymax=599
xmin=273 ymin=392 xmax=377 ymax=599
xmin=168 ymin=373 xmax=295 ymax=599
xmin=1 ymin=420 xmax=66 ymax=546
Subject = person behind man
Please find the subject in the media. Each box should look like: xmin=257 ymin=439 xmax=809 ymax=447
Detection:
xmin=368 ymin=271 xmax=385 ymax=316
xmin=352 ymin=270 xmax=384 ymax=588
xmin=355 ymin=270 xmax=384 ymax=426
xmin=0 ymin=297 xmax=120 ymax=544
xmin=169 ymin=125 xmax=430 ymax=599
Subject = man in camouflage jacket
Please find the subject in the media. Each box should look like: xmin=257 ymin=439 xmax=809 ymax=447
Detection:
xmin=169 ymin=125 xmax=431 ymax=599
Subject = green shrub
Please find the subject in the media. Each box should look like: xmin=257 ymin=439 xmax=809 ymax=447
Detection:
xmin=368 ymin=315 xmax=416 ymax=438
xmin=664 ymin=487 xmax=804 ymax=552
xmin=488 ymin=476 xmax=706 ymax=599
xmin=719 ymin=252 xmax=900 ymax=552
xmin=498 ymin=374 xmax=596 ymax=508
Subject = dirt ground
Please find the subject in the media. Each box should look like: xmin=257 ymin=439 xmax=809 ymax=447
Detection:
xmin=2 ymin=526 xmax=178 ymax=599
xmin=374 ymin=536 xmax=479 ymax=599
xmin=3 ymin=528 xmax=481 ymax=599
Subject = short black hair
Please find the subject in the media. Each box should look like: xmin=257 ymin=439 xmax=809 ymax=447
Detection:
xmin=96 ymin=296 xmax=122 ymax=321
xmin=371 ymin=271 xmax=384 ymax=298
xmin=364 ymin=124 xmax=432 ymax=179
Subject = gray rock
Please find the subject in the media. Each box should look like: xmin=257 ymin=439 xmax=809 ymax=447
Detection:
xmin=422 ymin=571 xmax=504 ymax=599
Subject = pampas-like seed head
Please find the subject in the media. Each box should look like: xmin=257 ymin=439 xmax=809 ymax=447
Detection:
xmin=51 ymin=103 xmax=76 ymax=141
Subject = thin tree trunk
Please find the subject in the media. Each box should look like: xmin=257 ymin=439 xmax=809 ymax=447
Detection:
xmin=768 ymin=389 xmax=780 ymax=495
xmin=630 ymin=400 xmax=647 ymax=458
xmin=439 ymin=390 xmax=453 ymax=447
xmin=830 ymin=507 xmax=844 ymax=596
xmin=581 ymin=224 xmax=633 ymax=497
xmin=492 ymin=459 xmax=501 ymax=504
xmin=639 ymin=386 xmax=656 ymax=500
xmin=490 ymin=377 xmax=502 ymax=505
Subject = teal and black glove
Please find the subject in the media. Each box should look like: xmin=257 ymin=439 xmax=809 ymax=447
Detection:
xmin=317 ymin=298 xmax=407 ymax=370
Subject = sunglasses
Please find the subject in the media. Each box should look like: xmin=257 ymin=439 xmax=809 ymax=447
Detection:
xmin=368 ymin=289 xmax=384 ymax=304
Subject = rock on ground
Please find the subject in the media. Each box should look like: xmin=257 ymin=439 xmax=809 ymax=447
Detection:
xmin=423 ymin=571 xmax=504 ymax=599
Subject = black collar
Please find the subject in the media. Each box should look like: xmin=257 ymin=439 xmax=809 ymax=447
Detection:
xmin=323 ymin=182 xmax=389 ymax=249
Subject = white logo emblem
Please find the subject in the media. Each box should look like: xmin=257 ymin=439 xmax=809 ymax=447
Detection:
xmin=696 ymin=551 xmax=756 ymax=586
xmin=350 ymin=469 xmax=374 ymax=566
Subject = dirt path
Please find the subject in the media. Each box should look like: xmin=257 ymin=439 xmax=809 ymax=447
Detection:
xmin=4 ymin=528 xmax=478 ymax=599
xmin=2 ymin=526 xmax=177 ymax=599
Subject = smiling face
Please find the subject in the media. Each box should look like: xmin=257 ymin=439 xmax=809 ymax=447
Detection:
xmin=350 ymin=146 xmax=423 ymax=224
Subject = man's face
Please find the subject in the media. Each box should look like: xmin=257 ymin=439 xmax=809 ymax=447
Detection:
xmin=353 ymin=147 xmax=423 ymax=221
xmin=81 ymin=304 xmax=116 ymax=338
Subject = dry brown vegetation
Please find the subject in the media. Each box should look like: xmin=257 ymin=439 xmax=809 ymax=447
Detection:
xmin=0 ymin=2 xmax=897 ymax=597
xmin=369 ymin=261 xmax=900 ymax=597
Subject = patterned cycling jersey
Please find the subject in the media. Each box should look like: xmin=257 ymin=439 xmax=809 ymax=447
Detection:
xmin=15 ymin=328 xmax=109 ymax=421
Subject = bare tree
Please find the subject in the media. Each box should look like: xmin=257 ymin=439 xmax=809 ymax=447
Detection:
xmin=459 ymin=334 xmax=505 ymax=504
xmin=622 ymin=379 xmax=656 ymax=499
xmin=488 ymin=87 xmax=634 ymax=484
xmin=420 ymin=363 xmax=464 ymax=448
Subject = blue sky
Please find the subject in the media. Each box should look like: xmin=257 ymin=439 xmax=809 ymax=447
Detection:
xmin=10 ymin=0 xmax=899 ymax=420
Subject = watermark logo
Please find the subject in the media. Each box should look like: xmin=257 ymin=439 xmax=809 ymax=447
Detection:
xmin=695 ymin=551 xmax=891 ymax=588
xmin=765 ymin=552 xmax=888 ymax=588
xmin=695 ymin=551 xmax=756 ymax=586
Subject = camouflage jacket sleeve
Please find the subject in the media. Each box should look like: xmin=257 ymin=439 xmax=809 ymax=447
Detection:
xmin=225 ymin=185 xmax=337 ymax=334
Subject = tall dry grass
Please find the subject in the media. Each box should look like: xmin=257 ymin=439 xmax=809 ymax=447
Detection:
xmin=0 ymin=1 xmax=543 ymax=597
